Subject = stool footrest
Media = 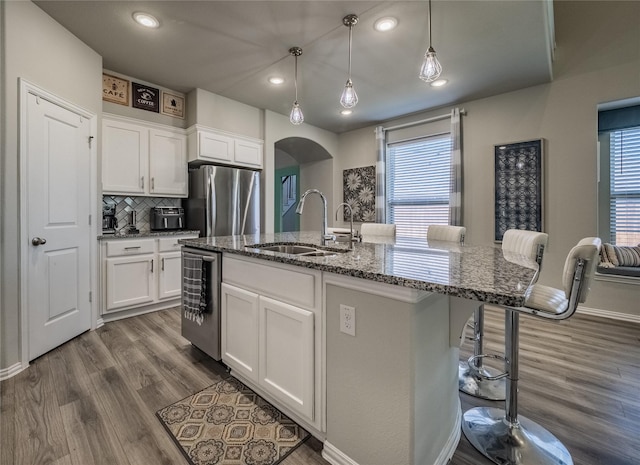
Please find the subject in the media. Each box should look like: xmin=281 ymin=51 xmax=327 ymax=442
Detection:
xmin=467 ymin=354 xmax=508 ymax=381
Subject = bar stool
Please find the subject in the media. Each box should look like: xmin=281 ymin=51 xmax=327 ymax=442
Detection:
xmin=360 ymin=223 xmax=396 ymax=237
xmin=462 ymin=237 xmax=601 ymax=465
xmin=459 ymin=229 xmax=548 ymax=400
xmin=426 ymin=225 xmax=466 ymax=243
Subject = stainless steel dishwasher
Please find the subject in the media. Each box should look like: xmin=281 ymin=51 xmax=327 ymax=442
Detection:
xmin=181 ymin=247 xmax=221 ymax=361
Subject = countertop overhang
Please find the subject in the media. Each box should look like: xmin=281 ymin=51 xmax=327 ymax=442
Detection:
xmin=179 ymin=231 xmax=538 ymax=307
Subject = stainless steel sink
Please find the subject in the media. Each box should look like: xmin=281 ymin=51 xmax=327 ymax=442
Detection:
xmin=255 ymin=244 xmax=317 ymax=254
xmin=246 ymin=243 xmax=349 ymax=257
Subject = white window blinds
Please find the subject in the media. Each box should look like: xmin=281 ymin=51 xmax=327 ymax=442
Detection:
xmin=386 ymin=133 xmax=452 ymax=238
xmin=609 ymin=127 xmax=640 ymax=245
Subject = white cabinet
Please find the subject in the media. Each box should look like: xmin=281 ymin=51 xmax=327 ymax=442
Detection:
xmin=221 ymin=283 xmax=260 ymax=382
xmin=187 ymin=125 xmax=263 ymax=169
xmin=221 ymin=254 xmax=321 ymax=428
xmin=259 ymin=296 xmax=315 ymax=419
xmin=100 ymin=234 xmax=198 ymax=319
xmin=102 ymin=115 xmax=187 ymax=197
xmin=105 ymin=254 xmax=155 ymax=310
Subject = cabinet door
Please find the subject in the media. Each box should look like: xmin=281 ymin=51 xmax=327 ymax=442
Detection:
xmin=259 ymin=296 xmax=314 ymax=420
xmin=157 ymin=251 xmax=182 ymax=300
xmin=221 ymin=283 xmax=259 ymax=382
xmin=234 ymin=139 xmax=263 ymax=168
xmin=105 ymin=255 xmax=155 ymax=311
xmin=149 ymin=129 xmax=187 ymax=197
xmin=198 ymin=131 xmax=233 ymax=163
xmin=102 ymin=119 xmax=148 ymax=194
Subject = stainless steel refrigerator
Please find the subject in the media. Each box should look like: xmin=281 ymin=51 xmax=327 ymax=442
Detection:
xmin=184 ymin=164 xmax=260 ymax=237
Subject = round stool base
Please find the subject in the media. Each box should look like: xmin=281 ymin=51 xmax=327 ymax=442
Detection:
xmin=462 ymin=406 xmax=573 ymax=465
xmin=458 ymin=361 xmax=506 ymax=400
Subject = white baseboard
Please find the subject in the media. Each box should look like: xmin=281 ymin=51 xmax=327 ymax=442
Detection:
xmin=578 ymin=305 xmax=640 ymax=324
xmin=321 ymin=401 xmax=461 ymax=465
xmin=322 ymin=441 xmax=360 ymax=465
xmin=0 ymin=362 xmax=27 ymax=381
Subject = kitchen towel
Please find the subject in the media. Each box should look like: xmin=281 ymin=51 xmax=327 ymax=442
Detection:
xmin=183 ymin=254 xmax=206 ymax=325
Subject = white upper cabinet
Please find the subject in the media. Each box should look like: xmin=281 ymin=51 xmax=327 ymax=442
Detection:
xmin=187 ymin=125 xmax=263 ymax=169
xmin=102 ymin=115 xmax=187 ymax=197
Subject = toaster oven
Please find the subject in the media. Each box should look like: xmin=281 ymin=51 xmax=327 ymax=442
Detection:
xmin=151 ymin=207 xmax=184 ymax=231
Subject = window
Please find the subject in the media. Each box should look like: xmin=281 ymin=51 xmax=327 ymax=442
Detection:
xmin=608 ymin=128 xmax=640 ymax=245
xmin=386 ymin=133 xmax=452 ymax=238
xmin=598 ymin=103 xmax=640 ymax=246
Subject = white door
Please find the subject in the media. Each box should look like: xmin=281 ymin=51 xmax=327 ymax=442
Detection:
xmin=158 ymin=251 xmax=182 ymax=300
xmin=26 ymin=93 xmax=92 ymax=360
xmin=258 ymin=295 xmax=315 ymax=420
xmin=105 ymin=255 xmax=156 ymax=311
xmin=149 ymin=129 xmax=187 ymax=196
xmin=102 ymin=118 xmax=148 ymax=194
xmin=221 ymin=283 xmax=260 ymax=382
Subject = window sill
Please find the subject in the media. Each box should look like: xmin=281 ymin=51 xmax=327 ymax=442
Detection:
xmin=595 ymin=270 xmax=640 ymax=285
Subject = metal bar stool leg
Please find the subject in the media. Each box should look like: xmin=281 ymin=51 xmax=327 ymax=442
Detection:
xmin=458 ymin=305 xmax=506 ymax=400
xmin=461 ymin=310 xmax=573 ymax=465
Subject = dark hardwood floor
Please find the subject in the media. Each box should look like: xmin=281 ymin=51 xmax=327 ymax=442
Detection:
xmin=1 ymin=306 xmax=638 ymax=465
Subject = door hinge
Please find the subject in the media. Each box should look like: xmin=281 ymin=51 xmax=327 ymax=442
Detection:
xmin=88 ymin=135 xmax=94 ymax=148
xmin=89 ymin=291 xmax=92 ymax=303
xmin=88 ymin=214 xmax=92 ymax=226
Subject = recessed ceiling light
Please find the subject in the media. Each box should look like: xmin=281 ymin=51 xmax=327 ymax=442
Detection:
xmin=340 ymin=109 xmax=353 ymax=116
xmin=133 ymin=12 xmax=159 ymax=28
xmin=268 ymin=76 xmax=284 ymax=85
xmin=374 ymin=17 xmax=398 ymax=32
xmin=430 ymin=79 xmax=448 ymax=87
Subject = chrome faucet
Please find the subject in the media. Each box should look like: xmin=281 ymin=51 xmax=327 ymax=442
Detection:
xmin=335 ymin=202 xmax=355 ymax=250
xmin=296 ymin=189 xmax=335 ymax=246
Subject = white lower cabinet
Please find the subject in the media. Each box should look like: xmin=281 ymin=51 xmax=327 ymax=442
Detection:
xmin=100 ymin=234 xmax=198 ymax=319
xmin=221 ymin=254 xmax=322 ymax=430
xmin=259 ymin=295 xmax=315 ymax=419
xmin=157 ymin=251 xmax=182 ymax=300
xmin=221 ymin=283 xmax=260 ymax=382
xmin=105 ymin=254 xmax=155 ymax=309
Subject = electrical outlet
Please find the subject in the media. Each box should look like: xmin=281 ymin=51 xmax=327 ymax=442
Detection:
xmin=340 ymin=304 xmax=356 ymax=336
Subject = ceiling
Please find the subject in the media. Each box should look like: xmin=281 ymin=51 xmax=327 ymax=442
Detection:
xmin=33 ymin=1 xmax=555 ymax=134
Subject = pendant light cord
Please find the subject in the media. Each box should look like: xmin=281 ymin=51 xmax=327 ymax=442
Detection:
xmin=294 ymin=55 xmax=299 ymax=102
xmin=428 ymin=0 xmax=433 ymax=47
xmin=348 ymin=24 xmax=353 ymax=79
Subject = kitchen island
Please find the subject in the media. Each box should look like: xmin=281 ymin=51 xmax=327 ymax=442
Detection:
xmin=179 ymin=232 xmax=538 ymax=465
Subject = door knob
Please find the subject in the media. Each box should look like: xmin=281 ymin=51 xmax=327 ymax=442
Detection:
xmin=31 ymin=237 xmax=47 ymax=246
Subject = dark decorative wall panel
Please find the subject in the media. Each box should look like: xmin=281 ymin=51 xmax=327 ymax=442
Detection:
xmin=494 ymin=140 xmax=544 ymax=241
xmin=343 ymin=166 xmax=376 ymax=222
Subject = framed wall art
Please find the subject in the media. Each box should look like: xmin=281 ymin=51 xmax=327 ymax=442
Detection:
xmin=161 ymin=91 xmax=185 ymax=119
xmin=132 ymin=82 xmax=160 ymax=113
xmin=343 ymin=165 xmax=376 ymax=222
xmin=102 ymin=73 xmax=129 ymax=106
xmin=494 ymin=139 xmax=544 ymax=242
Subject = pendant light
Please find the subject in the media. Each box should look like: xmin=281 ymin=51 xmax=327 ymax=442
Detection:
xmin=289 ymin=47 xmax=304 ymax=125
xmin=340 ymin=14 xmax=359 ymax=109
xmin=419 ymin=0 xmax=442 ymax=82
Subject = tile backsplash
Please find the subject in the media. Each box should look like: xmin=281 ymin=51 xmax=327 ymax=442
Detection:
xmin=102 ymin=196 xmax=181 ymax=233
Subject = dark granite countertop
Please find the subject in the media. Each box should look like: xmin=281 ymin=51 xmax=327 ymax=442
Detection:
xmin=98 ymin=230 xmax=200 ymax=240
xmin=179 ymin=231 xmax=538 ymax=307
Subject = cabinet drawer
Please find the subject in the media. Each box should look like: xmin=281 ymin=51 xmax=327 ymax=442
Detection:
xmin=223 ymin=255 xmax=319 ymax=310
xmin=105 ymin=239 xmax=154 ymax=257
xmin=158 ymin=236 xmax=187 ymax=252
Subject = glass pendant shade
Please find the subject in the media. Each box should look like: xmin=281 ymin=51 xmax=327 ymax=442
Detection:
xmin=290 ymin=101 xmax=304 ymax=125
xmin=340 ymin=79 xmax=358 ymax=108
xmin=419 ymin=47 xmax=442 ymax=82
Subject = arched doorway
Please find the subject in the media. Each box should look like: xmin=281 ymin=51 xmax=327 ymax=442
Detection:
xmin=274 ymin=137 xmax=333 ymax=233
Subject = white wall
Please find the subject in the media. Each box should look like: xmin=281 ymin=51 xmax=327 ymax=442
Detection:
xmin=335 ymin=1 xmax=640 ymax=317
xmin=187 ymin=87 xmax=263 ymax=140
xmin=264 ymin=110 xmax=338 ymax=232
xmin=0 ymin=1 xmax=102 ymax=370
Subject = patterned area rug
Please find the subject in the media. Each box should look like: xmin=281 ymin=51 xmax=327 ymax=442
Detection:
xmin=156 ymin=377 xmax=310 ymax=465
